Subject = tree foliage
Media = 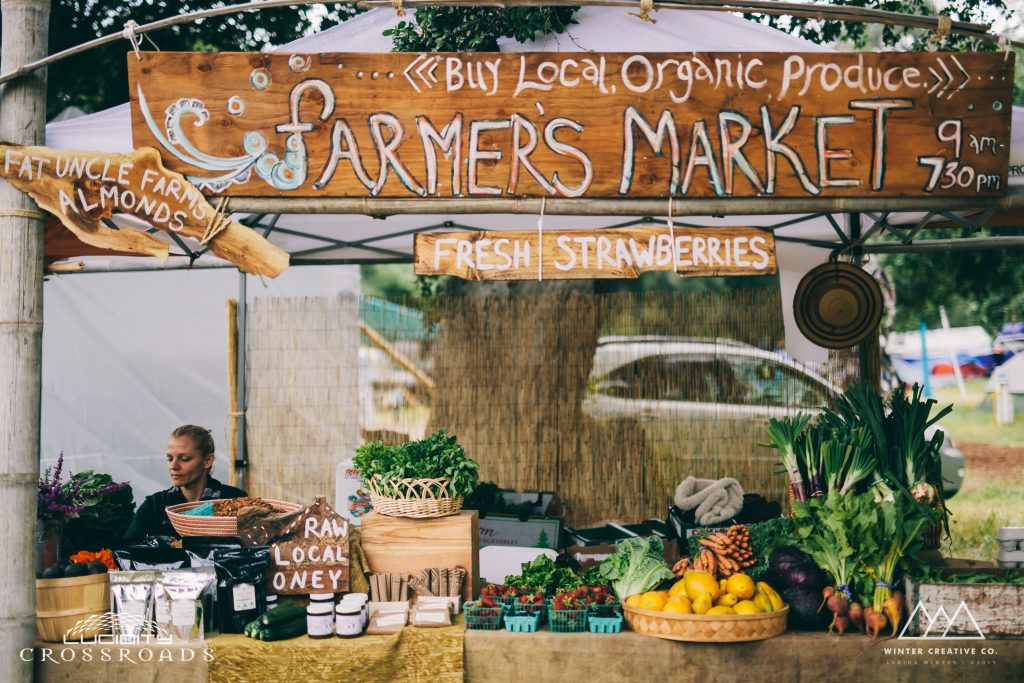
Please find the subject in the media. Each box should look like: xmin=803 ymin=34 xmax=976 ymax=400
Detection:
xmin=880 ymin=228 xmax=1024 ymax=332
xmin=384 ymin=6 xmax=578 ymax=52
xmin=16 ymin=2 xmax=359 ymax=119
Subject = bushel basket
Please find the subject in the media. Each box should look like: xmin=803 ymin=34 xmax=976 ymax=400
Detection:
xmin=166 ymin=498 xmax=302 ymax=537
xmin=367 ymin=476 xmax=463 ymax=518
xmin=623 ymin=604 xmax=788 ymax=642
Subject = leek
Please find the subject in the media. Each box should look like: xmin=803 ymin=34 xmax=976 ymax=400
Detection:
xmin=762 ymin=413 xmax=812 ymax=502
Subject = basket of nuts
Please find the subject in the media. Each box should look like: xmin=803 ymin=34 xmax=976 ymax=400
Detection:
xmin=166 ymin=497 xmax=302 ymax=537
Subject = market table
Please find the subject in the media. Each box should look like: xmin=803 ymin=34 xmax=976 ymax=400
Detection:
xmin=464 ymin=629 xmax=1024 ymax=683
xmin=34 ymin=629 xmax=1023 ymax=681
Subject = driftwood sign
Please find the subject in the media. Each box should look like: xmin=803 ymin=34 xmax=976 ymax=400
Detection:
xmin=414 ymin=226 xmax=776 ymax=280
xmin=128 ymin=51 xmax=1012 ymax=199
xmin=240 ymin=497 xmax=350 ymax=595
xmin=0 ymin=144 xmax=288 ymax=277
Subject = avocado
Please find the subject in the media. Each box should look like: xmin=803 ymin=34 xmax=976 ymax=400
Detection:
xmin=41 ymin=565 xmax=64 ymax=579
xmin=64 ymin=562 xmax=89 ymax=577
xmin=86 ymin=561 xmax=108 ymax=574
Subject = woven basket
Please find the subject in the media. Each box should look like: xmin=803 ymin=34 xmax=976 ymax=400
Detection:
xmin=623 ymin=604 xmax=788 ymax=642
xmin=166 ymin=498 xmax=302 ymax=537
xmin=36 ymin=574 xmax=110 ymax=642
xmin=367 ymin=476 xmax=463 ymax=518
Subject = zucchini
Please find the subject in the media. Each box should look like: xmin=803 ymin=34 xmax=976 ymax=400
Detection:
xmin=260 ymin=604 xmax=306 ymax=627
xmin=254 ymin=618 xmax=308 ymax=641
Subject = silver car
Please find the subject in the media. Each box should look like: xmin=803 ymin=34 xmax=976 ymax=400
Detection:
xmin=583 ymin=336 xmax=964 ymax=497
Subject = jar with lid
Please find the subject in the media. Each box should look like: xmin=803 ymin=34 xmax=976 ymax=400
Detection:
xmin=344 ymin=593 xmax=369 ymax=628
xmin=266 ymin=594 xmax=279 ymax=610
xmin=307 ymin=601 xmax=335 ymax=639
xmin=309 ymin=592 xmax=335 ymax=603
xmin=335 ymin=601 xmax=363 ymax=638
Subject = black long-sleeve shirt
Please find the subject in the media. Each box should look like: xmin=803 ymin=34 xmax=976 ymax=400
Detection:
xmin=124 ymin=475 xmax=247 ymax=539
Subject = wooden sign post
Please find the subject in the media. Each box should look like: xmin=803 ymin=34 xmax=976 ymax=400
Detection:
xmin=414 ymin=226 xmax=776 ymax=280
xmin=128 ymin=51 xmax=1013 ymax=200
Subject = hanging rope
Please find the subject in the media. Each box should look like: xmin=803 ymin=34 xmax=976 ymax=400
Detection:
xmin=0 ymin=208 xmax=46 ymax=221
xmin=667 ymin=196 xmax=679 ymax=273
xmin=631 ymin=0 xmax=657 ymax=23
xmin=391 ymin=0 xmax=406 ymax=17
xmin=537 ymin=197 xmax=546 ymax=281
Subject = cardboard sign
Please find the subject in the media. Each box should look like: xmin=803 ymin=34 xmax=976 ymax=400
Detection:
xmin=240 ymin=497 xmax=350 ymax=595
xmin=128 ymin=51 xmax=1012 ymax=199
xmin=0 ymin=144 xmax=288 ymax=277
xmin=414 ymin=226 xmax=776 ymax=280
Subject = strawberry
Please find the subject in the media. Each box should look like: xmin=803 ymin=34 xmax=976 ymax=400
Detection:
xmin=480 ymin=597 xmax=495 ymax=608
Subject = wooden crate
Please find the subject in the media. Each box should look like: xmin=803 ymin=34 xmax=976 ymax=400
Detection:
xmin=904 ymin=565 xmax=1024 ymax=638
xmin=360 ymin=510 xmax=479 ymax=603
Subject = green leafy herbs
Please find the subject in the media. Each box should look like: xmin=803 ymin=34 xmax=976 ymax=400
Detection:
xmin=791 ymin=491 xmax=876 ymax=602
xmin=915 ymin=570 xmax=1024 ymax=586
xmin=503 ymin=555 xmax=580 ymax=595
xmin=60 ymin=470 xmax=135 ymax=551
xmin=597 ymin=536 xmax=675 ymax=602
xmin=353 ymin=429 xmax=479 ymax=498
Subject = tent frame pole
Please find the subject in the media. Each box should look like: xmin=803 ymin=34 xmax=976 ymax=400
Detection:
xmin=235 ymin=272 xmax=249 ymax=492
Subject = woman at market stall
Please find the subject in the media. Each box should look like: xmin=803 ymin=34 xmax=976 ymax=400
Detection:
xmin=124 ymin=425 xmax=247 ymax=538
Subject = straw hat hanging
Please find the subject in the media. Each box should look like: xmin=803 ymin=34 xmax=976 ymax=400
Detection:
xmin=793 ymin=261 xmax=883 ymax=349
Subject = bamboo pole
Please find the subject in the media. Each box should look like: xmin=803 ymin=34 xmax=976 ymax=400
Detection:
xmin=359 ymin=319 xmax=436 ymax=393
xmin=0 ymin=1 xmax=50 ymax=679
xmin=226 ymin=299 xmax=239 ymax=487
xmin=221 ymin=191 xmax=1024 ymax=217
xmin=0 ymin=0 xmax=1018 ymax=86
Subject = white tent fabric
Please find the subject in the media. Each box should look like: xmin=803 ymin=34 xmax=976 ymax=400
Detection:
xmin=41 ymin=265 xmax=360 ymax=504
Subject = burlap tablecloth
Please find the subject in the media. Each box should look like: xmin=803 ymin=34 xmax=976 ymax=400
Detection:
xmin=209 ymin=620 xmax=464 ymax=683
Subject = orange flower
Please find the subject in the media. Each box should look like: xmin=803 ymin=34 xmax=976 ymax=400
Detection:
xmin=70 ymin=548 xmax=116 ymax=570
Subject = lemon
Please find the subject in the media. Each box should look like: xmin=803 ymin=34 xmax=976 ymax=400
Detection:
xmin=625 ymin=594 xmax=642 ymax=608
xmin=663 ymin=597 xmax=692 ymax=614
xmin=638 ymin=591 xmax=668 ymax=611
xmin=715 ymin=593 xmax=739 ymax=607
xmin=691 ymin=592 xmax=713 ymax=615
xmin=707 ymin=605 xmax=735 ymax=615
xmin=753 ymin=591 xmax=774 ymax=613
xmin=669 ymin=578 xmax=688 ymax=599
xmin=683 ymin=571 xmax=721 ymax=602
xmin=734 ymin=600 xmax=761 ymax=615
xmin=726 ymin=573 xmax=756 ymax=600
xmin=757 ymin=582 xmax=785 ymax=611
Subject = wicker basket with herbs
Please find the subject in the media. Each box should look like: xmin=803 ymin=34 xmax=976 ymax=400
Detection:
xmin=354 ymin=430 xmax=479 ymax=519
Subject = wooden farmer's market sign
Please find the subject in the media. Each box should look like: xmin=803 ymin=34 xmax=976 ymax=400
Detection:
xmin=414 ymin=226 xmax=776 ymax=280
xmin=0 ymin=144 xmax=288 ymax=277
xmin=128 ymin=51 xmax=1013 ymax=200
xmin=239 ymin=497 xmax=350 ymax=595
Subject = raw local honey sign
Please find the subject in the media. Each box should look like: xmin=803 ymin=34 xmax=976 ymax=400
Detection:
xmin=127 ymin=51 xmax=1013 ymax=199
xmin=414 ymin=226 xmax=776 ymax=280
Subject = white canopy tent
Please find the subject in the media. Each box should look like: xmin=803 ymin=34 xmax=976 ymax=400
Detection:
xmin=38 ymin=7 xmax=1024 ymax=496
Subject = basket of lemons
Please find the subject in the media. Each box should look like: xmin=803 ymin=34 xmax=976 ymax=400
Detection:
xmin=622 ymin=571 xmax=789 ymax=642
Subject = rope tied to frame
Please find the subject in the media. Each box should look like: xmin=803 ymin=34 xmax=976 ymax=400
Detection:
xmin=537 ymin=196 xmax=546 ymax=282
xmin=630 ymin=0 xmax=656 ymax=24
xmin=200 ymin=196 xmax=231 ymax=246
xmin=391 ymin=0 xmax=406 ymax=17
xmin=931 ymin=15 xmax=952 ymax=45
xmin=0 ymin=208 xmax=46 ymax=221
xmin=667 ymin=196 xmax=679 ymax=274
xmin=123 ymin=20 xmax=143 ymax=60
xmin=998 ymin=33 xmax=1013 ymax=61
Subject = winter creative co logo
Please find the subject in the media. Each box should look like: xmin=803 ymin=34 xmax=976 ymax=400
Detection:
xmin=898 ymin=600 xmax=985 ymax=640
xmin=19 ymin=613 xmax=213 ymax=665
xmin=881 ymin=600 xmax=999 ymax=669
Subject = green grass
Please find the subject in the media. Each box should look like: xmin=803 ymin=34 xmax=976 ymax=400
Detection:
xmin=946 ymin=473 xmax=1024 ymax=561
xmin=932 ymin=378 xmax=1024 ymax=447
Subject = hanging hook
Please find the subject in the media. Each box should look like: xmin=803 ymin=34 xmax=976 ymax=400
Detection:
xmin=630 ymin=0 xmax=657 ymax=24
